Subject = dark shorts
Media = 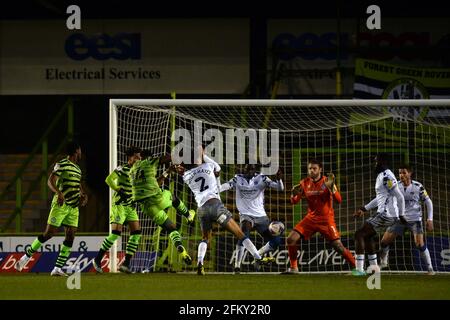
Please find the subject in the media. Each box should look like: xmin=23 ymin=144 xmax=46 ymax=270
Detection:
xmin=197 ymin=198 xmax=232 ymax=232
xmin=386 ymin=220 xmax=424 ymax=235
xmin=240 ymin=214 xmax=270 ymax=235
xmin=366 ymin=211 xmax=398 ymax=233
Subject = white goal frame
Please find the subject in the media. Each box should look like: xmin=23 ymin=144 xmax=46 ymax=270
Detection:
xmin=108 ymin=99 xmax=450 ymax=273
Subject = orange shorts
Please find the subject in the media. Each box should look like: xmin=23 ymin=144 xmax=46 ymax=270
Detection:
xmin=294 ymin=215 xmax=340 ymax=241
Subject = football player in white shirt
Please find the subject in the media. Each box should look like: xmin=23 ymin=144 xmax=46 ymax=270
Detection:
xmin=352 ymin=153 xmax=407 ymax=276
xmin=176 ymin=146 xmax=265 ymax=275
xmin=379 ymin=164 xmax=434 ymax=274
xmin=220 ymin=164 xmax=284 ymax=274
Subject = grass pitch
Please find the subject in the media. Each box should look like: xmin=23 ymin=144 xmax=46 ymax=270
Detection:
xmin=1 ymin=273 xmax=449 ymax=300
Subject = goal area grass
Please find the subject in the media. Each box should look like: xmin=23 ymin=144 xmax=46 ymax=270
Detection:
xmin=1 ymin=273 xmax=449 ymax=300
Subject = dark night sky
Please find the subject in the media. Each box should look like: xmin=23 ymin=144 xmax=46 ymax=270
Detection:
xmin=2 ymin=0 xmax=449 ymax=19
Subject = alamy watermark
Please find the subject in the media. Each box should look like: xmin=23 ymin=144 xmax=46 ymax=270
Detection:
xmin=366 ymin=265 xmax=381 ymax=290
xmin=66 ymin=264 xmax=81 ymax=290
xmin=171 ymin=120 xmax=280 ymax=175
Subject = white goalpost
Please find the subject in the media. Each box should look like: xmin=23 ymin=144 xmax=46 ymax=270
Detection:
xmin=109 ymin=99 xmax=450 ymax=274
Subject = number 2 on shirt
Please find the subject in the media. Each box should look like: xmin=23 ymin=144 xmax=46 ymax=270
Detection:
xmin=195 ymin=176 xmax=209 ymax=192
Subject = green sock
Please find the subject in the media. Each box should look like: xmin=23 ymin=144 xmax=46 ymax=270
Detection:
xmin=126 ymin=234 xmax=141 ymax=256
xmin=55 ymin=244 xmax=72 ymax=268
xmin=124 ymin=234 xmax=141 ymax=266
xmin=101 ymin=233 xmax=119 ymax=251
xmin=26 ymin=238 xmax=43 ymax=257
xmin=175 ymin=200 xmax=189 ymax=218
xmin=169 ymin=230 xmax=184 ymax=252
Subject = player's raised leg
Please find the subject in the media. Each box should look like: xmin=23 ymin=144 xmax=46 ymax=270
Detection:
xmin=139 ymin=191 xmax=193 ymax=266
xmin=234 ymin=220 xmax=252 ymax=273
xmin=15 ymin=225 xmax=56 ymax=272
xmin=160 ymin=216 xmax=192 ymax=265
xmin=258 ymin=232 xmax=281 ymax=258
xmin=173 ymin=196 xmax=196 ymax=225
xmin=223 ymin=216 xmax=261 ymax=259
xmin=252 ymin=217 xmax=281 ymax=263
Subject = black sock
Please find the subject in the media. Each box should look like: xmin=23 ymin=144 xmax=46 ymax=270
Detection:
xmin=95 ymin=249 xmax=106 ymax=263
xmin=124 ymin=254 xmax=132 ymax=266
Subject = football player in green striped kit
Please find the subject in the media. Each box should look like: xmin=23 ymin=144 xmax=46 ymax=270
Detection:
xmin=129 ymin=150 xmax=195 ymax=267
xmin=92 ymin=146 xmax=143 ymax=273
xmin=15 ymin=141 xmax=88 ymax=276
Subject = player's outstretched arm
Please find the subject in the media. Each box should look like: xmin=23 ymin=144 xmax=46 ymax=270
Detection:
xmin=354 ymin=197 xmax=377 ymax=217
xmin=365 ymin=197 xmax=378 ymax=210
xmin=353 ymin=206 xmax=367 ymax=217
xmin=219 ymin=177 xmax=236 ymax=193
xmin=156 ymin=164 xmax=178 ymax=186
xmin=266 ymin=168 xmax=284 ymax=191
xmin=105 ymin=170 xmax=120 ymax=192
xmin=203 ymin=153 xmax=221 ymax=173
xmin=159 ymin=153 xmax=172 ymax=166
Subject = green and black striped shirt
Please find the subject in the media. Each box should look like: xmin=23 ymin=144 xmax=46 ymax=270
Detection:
xmin=52 ymin=157 xmax=82 ymax=208
xmin=130 ymin=157 xmax=161 ymax=202
xmin=108 ymin=164 xmax=133 ymax=206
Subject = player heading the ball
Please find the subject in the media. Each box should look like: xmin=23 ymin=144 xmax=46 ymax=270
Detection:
xmin=176 ymin=145 xmax=268 ymax=275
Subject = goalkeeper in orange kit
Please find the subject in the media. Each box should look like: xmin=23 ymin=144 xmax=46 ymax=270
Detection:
xmin=284 ymin=159 xmax=355 ymax=273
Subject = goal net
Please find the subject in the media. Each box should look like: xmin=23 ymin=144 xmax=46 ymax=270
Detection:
xmin=109 ymin=99 xmax=450 ymax=274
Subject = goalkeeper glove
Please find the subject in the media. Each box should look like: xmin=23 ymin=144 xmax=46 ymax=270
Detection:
xmin=325 ymin=172 xmax=335 ymax=191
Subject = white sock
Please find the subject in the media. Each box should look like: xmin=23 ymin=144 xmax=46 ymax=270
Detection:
xmin=356 ymin=254 xmax=365 ymax=272
xmin=368 ymin=254 xmax=378 ymax=266
xmin=242 ymin=238 xmax=262 ymax=260
xmin=197 ymin=241 xmax=208 ymax=265
xmin=258 ymin=242 xmax=274 ymax=256
xmin=235 ymin=245 xmax=245 ymax=268
xmin=421 ymin=248 xmax=433 ymax=270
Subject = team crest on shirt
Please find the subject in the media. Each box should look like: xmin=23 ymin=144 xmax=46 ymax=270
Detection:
xmin=387 ymin=179 xmax=393 ymax=189
xmin=321 ymin=184 xmax=327 ymax=190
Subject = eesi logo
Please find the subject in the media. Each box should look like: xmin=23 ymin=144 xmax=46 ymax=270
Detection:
xmin=65 ymin=33 xmax=141 ymax=61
